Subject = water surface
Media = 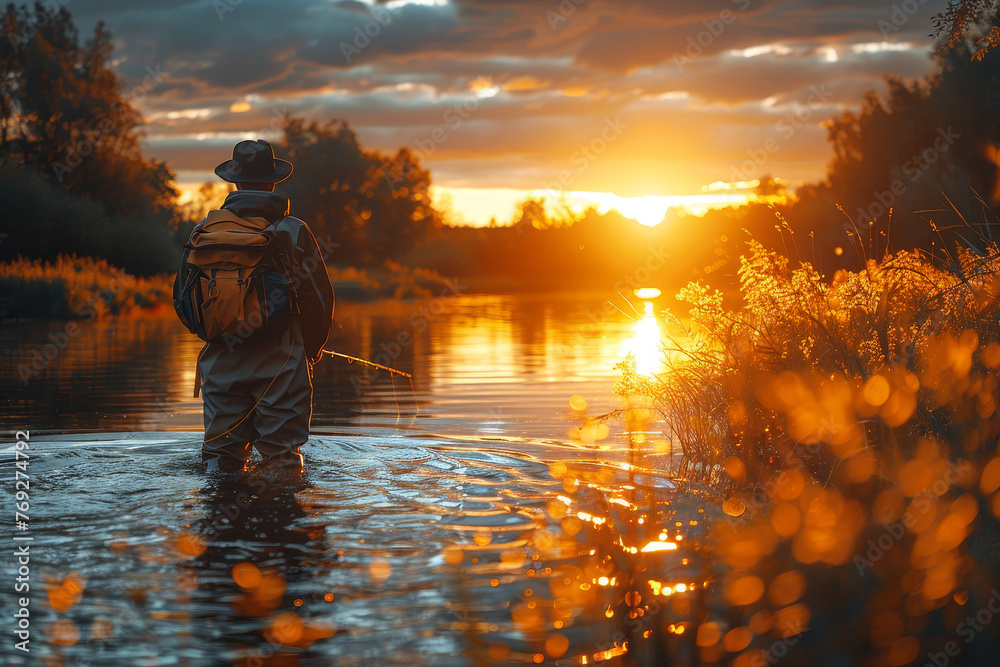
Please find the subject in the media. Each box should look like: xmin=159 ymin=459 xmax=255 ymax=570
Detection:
xmin=0 ymin=292 xmax=707 ymax=665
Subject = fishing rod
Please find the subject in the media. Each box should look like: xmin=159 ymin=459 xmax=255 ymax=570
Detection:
xmin=321 ymin=349 xmax=412 ymax=378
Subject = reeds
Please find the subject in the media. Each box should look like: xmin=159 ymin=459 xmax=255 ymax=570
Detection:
xmin=598 ymin=224 xmax=1000 ymax=664
xmin=617 ymin=238 xmax=1000 ymax=489
xmin=0 ymin=255 xmax=173 ymax=319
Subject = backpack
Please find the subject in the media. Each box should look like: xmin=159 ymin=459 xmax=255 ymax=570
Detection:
xmin=174 ymin=210 xmax=293 ymax=346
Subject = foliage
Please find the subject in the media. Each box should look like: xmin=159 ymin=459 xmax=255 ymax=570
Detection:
xmin=0 ymin=251 xmax=453 ymax=320
xmin=511 ymin=196 xmax=584 ymax=231
xmin=933 ymin=0 xmax=1000 ymax=60
xmin=793 ymin=11 xmax=1000 ymax=272
xmin=327 ymin=260 xmax=451 ymax=300
xmin=619 ymin=236 xmax=1000 ymax=485
xmin=0 ymin=3 xmax=177 ymax=215
xmin=274 ymin=117 xmax=440 ymax=265
xmin=597 ymin=234 xmax=1000 ymax=663
xmin=0 ymin=254 xmax=173 ymax=319
xmin=0 ymin=4 xmax=184 ymax=274
xmin=0 ymin=158 xmax=188 ymax=275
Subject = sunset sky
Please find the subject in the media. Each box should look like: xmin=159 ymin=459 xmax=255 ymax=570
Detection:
xmin=75 ymin=0 xmax=942 ymax=225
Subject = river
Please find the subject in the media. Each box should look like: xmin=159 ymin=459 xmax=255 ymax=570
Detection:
xmin=0 ymin=291 xmax=710 ymax=666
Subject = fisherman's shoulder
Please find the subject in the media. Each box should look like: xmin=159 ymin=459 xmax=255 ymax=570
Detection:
xmin=273 ymin=214 xmax=309 ymax=232
xmin=275 ymin=216 xmax=327 ymax=248
xmin=185 ymin=216 xmax=209 ymax=241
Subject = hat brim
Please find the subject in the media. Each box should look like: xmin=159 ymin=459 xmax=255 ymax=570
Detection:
xmin=214 ymin=158 xmax=293 ymax=184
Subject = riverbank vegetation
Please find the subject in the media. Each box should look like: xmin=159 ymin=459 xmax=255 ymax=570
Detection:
xmin=5 ymin=4 xmax=1000 ymax=303
xmin=585 ymin=231 xmax=1000 ymax=663
xmin=0 ymin=255 xmax=173 ymax=320
xmin=0 ymin=255 xmax=457 ymax=320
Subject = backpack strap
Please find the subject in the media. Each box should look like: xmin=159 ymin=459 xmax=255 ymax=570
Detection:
xmin=270 ymin=224 xmax=301 ymax=317
xmin=193 ymin=345 xmax=207 ymax=398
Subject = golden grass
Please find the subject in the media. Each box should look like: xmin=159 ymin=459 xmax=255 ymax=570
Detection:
xmin=0 ymin=254 xmax=452 ymax=320
xmin=0 ymin=255 xmax=173 ymax=319
xmin=582 ymin=234 xmax=1000 ymax=663
xmin=616 ymin=240 xmax=1000 ymax=487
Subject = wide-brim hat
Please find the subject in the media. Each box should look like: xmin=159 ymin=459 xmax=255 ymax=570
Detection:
xmin=214 ymin=139 xmax=293 ymax=184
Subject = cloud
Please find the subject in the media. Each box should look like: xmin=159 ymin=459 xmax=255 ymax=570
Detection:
xmin=69 ymin=0 xmax=943 ymax=196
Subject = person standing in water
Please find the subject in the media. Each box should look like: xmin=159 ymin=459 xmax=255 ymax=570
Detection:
xmin=174 ymin=140 xmax=335 ymax=473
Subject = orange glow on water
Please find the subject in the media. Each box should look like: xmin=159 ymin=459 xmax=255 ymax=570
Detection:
xmin=620 ymin=302 xmax=663 ymax=377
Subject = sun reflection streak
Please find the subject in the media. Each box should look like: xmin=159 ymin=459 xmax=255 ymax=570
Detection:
xmin=640 ymin=541 xmax=678 ymax=553
xmin=620 ymin=302 xmax=663 ymax=377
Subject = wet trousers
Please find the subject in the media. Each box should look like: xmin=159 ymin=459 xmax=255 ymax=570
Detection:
xmin=199 ymin=320 xmax=313 ymax=465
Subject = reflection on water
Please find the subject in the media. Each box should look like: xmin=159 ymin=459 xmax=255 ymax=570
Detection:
xmin=0 ymin=292 xmax=720 ymax=665
xmin=0 ymin=292 xmax=659 ymax=441
xmin=0 ymin=432 xmax=716 ymax=665
xmin=187 ymin=469 xmax=326 ymax=659
xmin=620 ymin=302 xmax=664 ymax=377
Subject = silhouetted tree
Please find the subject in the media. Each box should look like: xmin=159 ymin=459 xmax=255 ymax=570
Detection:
xmin=510 ymin=196 xmax=583 ymax=232
xmin=0 ymin=3 xmax=182 ymax=274
xmin=933 ymin=0 xmax=1000 ymax=60
xmin=511 ymin=197 xmax=549 ymax=232
xmin=792 ymin=18 xmax=1000 ymax=269
xmin=178 ymin=182 xmax=232 ymax=223
xmin=0 ymin=3 xmax=176 ymax=215
xmin=754 ymin=175 xmax=788 ymax=199
xmin=275 ymin=117 xmax=439 ymax=265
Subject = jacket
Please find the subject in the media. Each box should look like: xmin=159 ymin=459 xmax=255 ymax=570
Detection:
xmin=174 ymin=190 xmax=335 ymax=364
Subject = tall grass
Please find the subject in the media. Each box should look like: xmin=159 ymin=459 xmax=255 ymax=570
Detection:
xmin=0 ymin=254 xmax=456 ymax=321
xmin=589 ymin=234 xmax=1000 ymax=664
xmin=328 ymin=260 xmax=451 ymax=300
xmin=621 ymin=239 xmax=1000 ymax=488
xmin=0 ymin=255 xmax=173 ymax=319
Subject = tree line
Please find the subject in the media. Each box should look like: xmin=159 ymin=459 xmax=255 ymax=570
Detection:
xmin=0 ymin=4 xmax=438 ymax=276
xmin=1 ymin=2 xmax=1000 ymax=289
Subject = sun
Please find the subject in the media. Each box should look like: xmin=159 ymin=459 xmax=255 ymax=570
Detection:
xmin=566 ymin=190 xmax=755 ymax=227
xmin=573 ymin=193 xmax=672 ymax=227
xmin=621 ymin=302 xmax=664 ymax=376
